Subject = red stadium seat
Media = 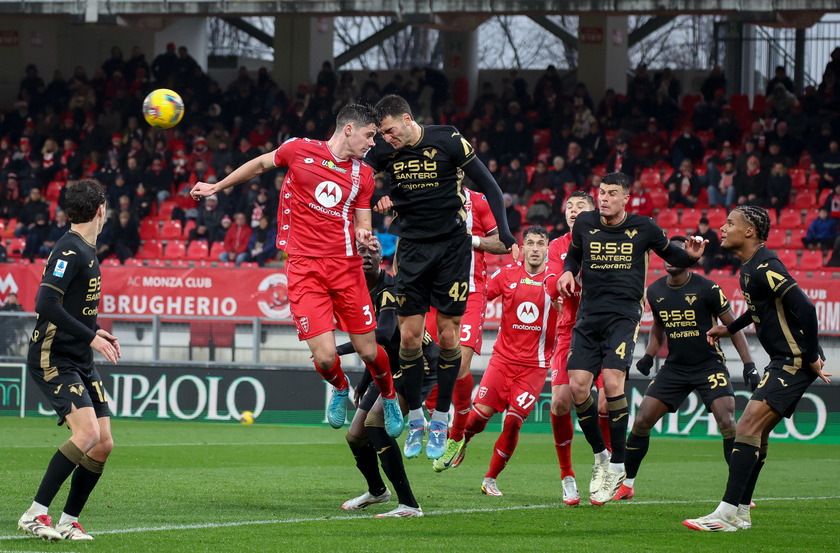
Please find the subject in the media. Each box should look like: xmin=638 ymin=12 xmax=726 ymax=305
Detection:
xmin=6 ymin=237 xmax=25 ymax=257
xmin=766 ymin=209 xmax=778 ymax=227
xmin=136 ymin=240 xmax=163 ymax=259
xmin=650 ymin=190 xmax=669 ymax=210
xmin=752 ymin=94 xmax=766 ymax=113
xmin=648 ymin=253 xmax=665 ymax=271
xmin=157 ymin=200 xmax=177 ymax=221
xmin=159 ymin=220 xmax=183 ymax=240
xmin=101 ymin=258 xmax=121 ymax=266
xmin=800 ymin=250 xmax=825 ymax=271
xmin=186 ymin=240 xmax=209 ymax=260
xmin=183 ymin=219 xmax=197 ymax=237
xmin=789 ymin=169 xmax=806 ymax=189
xmin=792 ymin=192 xmax=816 ymax=211
xmin=139 ymin=219 xmax=160 ymax=241
xmin=818 ymin=188 xmax=831 ymax=206
xmin=789 ymin=228 xmax=806 ymax=248
xmin=803 ymin=209 xmax=819 ymax=230
xmin=776 ymin=249 xmax=798 ymax=267
xmin=765 ymin=228 xmax=787 ymax=250
xmin=209 ymin=241 xmax=226 ymax=260
xmin=705 ymin=207 xmax=728 ymax=229
xmin=680 ymin=208 xmax=702 ymax=230
xmin=777 ymin=208 xmax=803 ymax=230
xmin=163 ymin=240 xmax=186 ymax=259
xmin=657 ymin=208 xmax=679 ymax=228
xmin=639 ymin=169 xmax=661 ymax=188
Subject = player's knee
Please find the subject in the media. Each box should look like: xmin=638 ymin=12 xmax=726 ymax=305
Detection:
xmin=95 ymin=434 xmax=115 ymax=458
xmin=550 ymin=395 xmax=571 ymax=416
xmin=346 ymin=431 xmax=369 ymax=448
xmin=364 ymin=411 xmax=385 ymax=429
xmin=72 ymin=425 xmax=101 ymax=452
xmin=504 ymin=411 xmax=525 ymax=431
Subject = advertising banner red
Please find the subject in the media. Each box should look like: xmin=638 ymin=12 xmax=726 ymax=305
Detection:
xmin=2 ymin=264 xmax=840 ymax=334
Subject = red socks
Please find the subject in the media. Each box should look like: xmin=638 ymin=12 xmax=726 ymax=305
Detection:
xmin=599 ymin=411 xmax=612 ymax=453
xmin=364 ymin=345 xmax=396 ymax=400
xmin=449 ymin=373 xmax=474 ymax=442
xmin=551 ymin=412 xmax=575 ymax=479
xmin=314 ymin=354 xmax=347 ymax=389
xmin=486 ymin=413 xmax=524 ymax=479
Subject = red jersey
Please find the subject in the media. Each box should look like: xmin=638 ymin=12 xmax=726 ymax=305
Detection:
xmin=487 ymin=263 xmax=557 ymax=368
xmin=547 ymin=233 xmax=580 ymax=330
xmin=273 ymin=138 xmax=374 ymax=258
xmin=464 ymin=188 xmax=498 ymax=293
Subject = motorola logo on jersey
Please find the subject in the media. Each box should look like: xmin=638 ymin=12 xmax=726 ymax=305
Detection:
xmin=315 ymin=181 xmax=342 ymax=208
xmin=516 ymin=302 xmax=540 ymax=324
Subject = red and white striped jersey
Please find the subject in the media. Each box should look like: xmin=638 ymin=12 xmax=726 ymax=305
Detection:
xmin=487 ymin=263 xmax=557 ymax=368
xmin=273 ymin=138 xmax=374 ymax=258
xmin=464 ymin=188 xmax=498 ymax=293
xmin=547 ymin=233 xmax=580 ymax=331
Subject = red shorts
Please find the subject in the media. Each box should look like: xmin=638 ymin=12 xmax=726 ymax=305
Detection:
xmin=551 ymin=326 xmax=572 ymax=386
xmin=285 ymin=255 xmax=376 ymax=340
xmin=459 ymin=289 xmax=487 ymax=353
xmin=474 ymin=356 xmax=549 ymax=418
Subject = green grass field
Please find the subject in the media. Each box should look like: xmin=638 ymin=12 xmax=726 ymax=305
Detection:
xmin=1 ymin=418 xmax=838 ymax=553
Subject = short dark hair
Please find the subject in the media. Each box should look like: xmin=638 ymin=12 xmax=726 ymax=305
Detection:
xmin=601 ymin=172 xmax=632 ymax=193
xmin=335 ymin=103 xmax=377 ymax=130
xmin=568 ymin=189 xmax=595 ymax=205
xmin=64 ymin=179 xmax=106 ymax=224
xmin=734 ymin=205 xmax=771 ymax=242
xmin=374 ymin=94 xmax=413 ymax=122
xmin=523 ymin=225 xmax=550 ymax=242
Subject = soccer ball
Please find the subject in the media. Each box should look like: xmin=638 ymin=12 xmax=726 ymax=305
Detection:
xmin=142 ymin=89 xmax=184 ymax=129
xmin=240 ymin=411 xmax=255 ymax=425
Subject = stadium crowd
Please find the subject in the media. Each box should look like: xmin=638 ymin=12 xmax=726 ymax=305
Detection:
xmin=3 ymin=43 xmax=840 ymax=271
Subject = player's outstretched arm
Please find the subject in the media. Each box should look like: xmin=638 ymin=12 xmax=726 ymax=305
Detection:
xmin=373 ymin=195 xmax=393 ymax=214
xmin=657 ymin=237 xmax=707 ymax=267
xmin=191 ymin=151 xmax=275 ymax=199
xmin=476 ymin=230 xmax=511 ymax=255
xmin=462 ymin=161 xmax=516 ymax=248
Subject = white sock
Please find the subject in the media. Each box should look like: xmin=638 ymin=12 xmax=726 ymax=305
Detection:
xmin=609 ymin=462 xmax=625 ymax=473
xmin=624 ymin=477 xmax=635 ymax=488
xmin=58 ymin=513 xmax=78 ymax=527
xmin=25 ymin=501 xmax=48 ymax=518
xmin=736 ymin=504 xmax=750 ymax=516
xmin=430 ymin=410 xmax=448 ymax=424
xmin=717 ymin=501 xmax=737 ymax=519
xmin=408 ymin=409 xmax=425 ymax=423
xmin=595 ymin=449 xmax=610 ymax=463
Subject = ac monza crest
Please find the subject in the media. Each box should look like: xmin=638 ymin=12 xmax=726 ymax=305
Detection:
xmin=299 ymin=316 xmax=309 ymax=333
xmin=478 ymin=386 xmax=488 ymax=399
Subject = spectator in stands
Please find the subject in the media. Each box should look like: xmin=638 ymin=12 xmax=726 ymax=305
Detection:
xmin=808 ymin=121 xmax=834 ymax=161
xmin=58 ymin=138 xmax=82 ymax=178
xmin=0 ymin=173 xmax=22 ymax=219
xmin=549 ymin=124 xmax=573 ymax=160
xmin=144 ymin=157 xmax=173 ymax=204
xmin=524 ymin=159 xmax=550 ymax=204
xmin=110 ymin=210 xmax=140 ymax=263
xmin=596 ymin=89 xmax=621 ymax=130
xmin=95 ymin=211 xmax=114 ymax=262
xmin=547 ymin=156 xmax=575 ymax=195
xmin=21 ymin=213 xmax=51 ymax=261
xmin=245 ymin=215 xmax=279 ymax=267
xmin=607 ymin=137 xmax=638 ymax=179
xmin=712 ymin=104 xmax=739 ymax=144
xmin=627 ymin=63 xmax=654 ymax=103
xmin=766 ymin=161 xmax=792 ymax=214
xmin=766 ymin=65 xmax=795 ymax=96
xmin=631 ymin=117 xmax=667 ymax=167
xmin=581 ymin=121 xmax=609 ymax=165
xmin=785 ymin=101 xmax=809 ymax=143
xmin=769 ymin=82 xmax=795 ymax=118
xmin=40 ymin=209 xmax=69 ymax=258
xmin=486 ymin=158 xmax=503 ymax=185
xmin=124 ymin=45 xmax=151 ymax=83
xmin=700 ymin=66 xmax=727 ymax=102
xmin=817 ymin=70 xmax=840 ymax=113
xmin=152 ymin=42 xmax=178 ymax=85
xmin=627 ymin=179 xmax=653 ymax=217
xmin=220 ymin=212 xmax=252 ymax=266
xmin=107 ymin=173 xmax=133 ymax=209
xmin=565 ymin=141 xmax=589 ymax=188
xmin=189 ymin=194 xmax=224 ymax=243
xmin=816 ymin=139 xmax=840 ymax=191
xmin=734 ymin=155 xmax=766 ymax=206
xmin=761 ymin=141 xmax=792 ymax=173
xmin=758 ymin=102 xmax=778 ymax=134
xmin=708 ymin=155 xmax=737 ymax=207
xmin=694 ymin=217 xmax=722 ymax=274
xmin=671 ymin=122 xmax=704 ymax=169
xmin=375 ymin=214 xmax=398 ymax=262
xmin=19 ymin=63 xmax=45 ymax=99
xmin=503 ymin=193 xmax=521 ymax=236
xmin=0 ymin=292 xmax=25 ymax=355
xmin=116 ymin=194 xmax=140 ymax=224
xmin=666 ymin=158 xmax=702 ymax=208
xmin=803 ymin=206 xmax=837 ymax=250
xmin=572 ymin=97 xmax=596 ymax=140
xmin=654 ymin=67 xmax=682 ymax=103
xmin=499 ymin=156 xmax=527 ymax=204
xmin=15 ymin=187 xmax=49 ymax=237
xmin=821 ymin=182 xmax=840 ymax=227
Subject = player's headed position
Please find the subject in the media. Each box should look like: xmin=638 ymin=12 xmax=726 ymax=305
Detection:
xmin=374 ymin=95 xmax=420 ymax=150
xmin=65 ymin=179 xmax=108 ymax=228
xmin=333 ymin=103 xmax=379 ymax=159
xmin=598 ymin=172 xmax=631 ymax=223
xmin=719 ymin=205 xmax=771 ymax=251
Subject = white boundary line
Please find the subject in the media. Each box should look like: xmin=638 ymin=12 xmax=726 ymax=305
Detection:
xmin=8 ymin=441 xmax=335 ymax=449
xmin=1 ymin=495 xmax=838 ymax=541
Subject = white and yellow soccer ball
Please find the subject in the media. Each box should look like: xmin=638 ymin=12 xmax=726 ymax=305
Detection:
xmin=142 ymin=89 xmax=185 ymax=129
xmin=240 ymin=410 xmax=255 ymax=425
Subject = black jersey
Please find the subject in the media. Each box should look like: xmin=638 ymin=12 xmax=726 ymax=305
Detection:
xmin=365 ymin=125 xmax=476 ymax=240
xmin=647 ymin=272 xmax=731 ymax=369
xmin=27 ymin=231 xmax=101 ymax=370
xmin=740 ymin=245 xmax=818 ymax=373
xmin=566 ymin=210 xmax=670 ymax=318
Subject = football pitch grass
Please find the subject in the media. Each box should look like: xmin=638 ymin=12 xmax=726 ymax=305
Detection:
xmin=1 ymin=418 xmax=838 ymax=553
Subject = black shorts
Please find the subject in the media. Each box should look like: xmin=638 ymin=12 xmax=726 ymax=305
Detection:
xmin=28 ymin=363 xmax=111 ymax=425
xmin=751 ymin=365 xmax=817 ymax=418
xmin=393 ymin=233 xmax=472 ymax=317
xmin=645 ymin=363 xmax=734 ymax=413
xmin=359 ymin=366 xmax=437 ymax=412
xmin=566 ymin=314 xmax=640 ymax=375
